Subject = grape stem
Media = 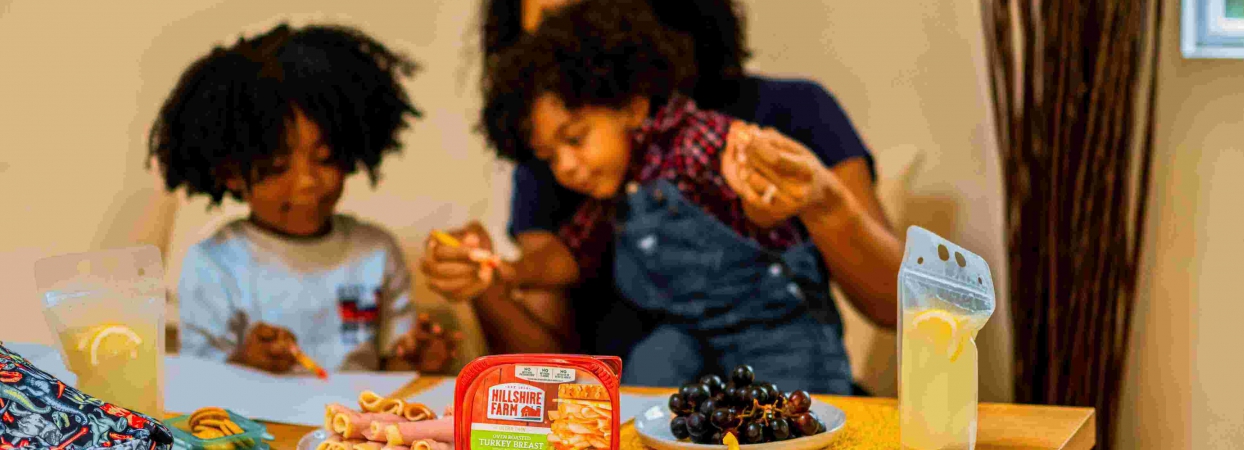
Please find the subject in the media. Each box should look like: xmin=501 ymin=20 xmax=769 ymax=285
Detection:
xmin=737 ymin=395 xmax=791 ymax=428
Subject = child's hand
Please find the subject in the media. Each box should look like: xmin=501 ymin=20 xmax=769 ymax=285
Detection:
xmin=229 ymin=322 xmax=298 ymax=374
xmin=391 ymin=314 xmax=464 ymax=373
xmin=421 ymin=222 xmax=516 ymax=301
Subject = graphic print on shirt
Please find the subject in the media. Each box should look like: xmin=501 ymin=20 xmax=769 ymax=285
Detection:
xmin=336 ymin=284 xmax=378 ymax=345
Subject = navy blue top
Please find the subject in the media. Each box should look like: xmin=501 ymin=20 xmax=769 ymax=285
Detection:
xmin=504 ymin=75 xmax=874 ymax=355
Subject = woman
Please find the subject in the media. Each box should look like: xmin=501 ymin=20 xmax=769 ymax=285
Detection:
xmin=422 ymin=0 xmax=901 ymax=394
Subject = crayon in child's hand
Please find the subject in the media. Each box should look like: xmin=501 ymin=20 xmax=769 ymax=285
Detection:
xmin=431 ymin=230 xmax=462 ymax=248
xmin=289 ymin=343 xmax=328 ymax=380
xmin=432 ymin=230 xmax=500 ymax=268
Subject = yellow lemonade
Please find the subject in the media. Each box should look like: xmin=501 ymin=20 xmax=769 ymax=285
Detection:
xmin=900 ymin=308 xmax=984 ymax=450
xmin=46 ymin=295 xmax=164 ymax=417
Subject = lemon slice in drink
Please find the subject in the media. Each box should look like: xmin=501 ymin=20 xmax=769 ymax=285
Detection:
xmin=79 ymin=325 xmax=143 ymax=366
xmin=912 ymin=309 xmax=967 ymax=361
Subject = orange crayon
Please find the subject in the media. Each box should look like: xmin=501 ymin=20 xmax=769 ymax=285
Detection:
xmin=431 ymin=230 xmax=499 ymax=268
xmin=290 ymin=343 xmax=328 ymax=380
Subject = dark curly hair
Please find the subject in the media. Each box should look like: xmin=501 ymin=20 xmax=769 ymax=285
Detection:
xmin=148 ymin=23 xmax=421 ymax=205
xmin=479 ymin=0 xmax=750 ymax=110
xmin=480 ymin=0 xmax=694 ymax=162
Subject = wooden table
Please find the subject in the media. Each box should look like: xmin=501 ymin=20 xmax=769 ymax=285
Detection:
xmin=197 ymin=376 xmax=1095 ymax=449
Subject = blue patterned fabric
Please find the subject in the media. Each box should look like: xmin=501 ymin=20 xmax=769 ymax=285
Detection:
xmin=0 ymin=343 xmax=172 ymax=450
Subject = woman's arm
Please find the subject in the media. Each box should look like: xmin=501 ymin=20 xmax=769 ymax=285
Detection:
xmin=471 ymin=281 xmax=577 ymax=354
xmin=723 ymin=126 xmax=901 ymax=329
xmin=801 ymin=158 xmax=901 ymax=329
xmin=420 ymin=224 xmax=576 ymax=353
xmin=511 ymin=231 xmax=581 ymax=289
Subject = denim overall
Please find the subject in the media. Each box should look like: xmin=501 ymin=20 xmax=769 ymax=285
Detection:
xmin=613 ymin=179 xmax=853 ymax=395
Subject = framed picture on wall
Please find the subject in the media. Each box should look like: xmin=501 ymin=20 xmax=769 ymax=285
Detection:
xmin=1183 ymin=0 xmax=1244 ymax=58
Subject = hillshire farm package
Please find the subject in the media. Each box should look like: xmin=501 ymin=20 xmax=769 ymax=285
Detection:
xmin=454 ymin=355 xmax=622 ymax=450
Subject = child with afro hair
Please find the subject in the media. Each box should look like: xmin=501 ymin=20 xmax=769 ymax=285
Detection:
xmin=150 ymin=23 xmax=458 ymax=374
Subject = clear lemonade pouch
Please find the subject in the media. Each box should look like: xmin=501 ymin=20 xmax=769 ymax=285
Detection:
xmin=35 ymin=246 xmax=167 ymax=418
xmin=898 ymin=227 xmax=996 ymax=450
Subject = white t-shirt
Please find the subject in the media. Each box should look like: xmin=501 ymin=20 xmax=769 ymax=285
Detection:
xmin=176 ymin=215 xmax=413 ymax=371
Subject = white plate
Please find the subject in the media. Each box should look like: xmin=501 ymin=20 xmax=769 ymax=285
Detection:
xmin=633 ymin=399 xmax=845 ymax=450
xmin=296 ymin=429 xmax=328 ymax=450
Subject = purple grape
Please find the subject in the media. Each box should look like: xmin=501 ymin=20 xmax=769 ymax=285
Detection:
xmin=710 ymin=408 xmax=733 ymax=429
xmin=686 ymin=412 xmax=709 ymax=437
xmin=786 ymin=390 xmax=812 ymax=414
xmin=771 ymin=417 xmax=792 ymax=440
xmin=668 ymin=393 xmax=690 ymax=415
xmin=742 ymin=421 xmax=765 ymax=444
xmin=681 ymin=384 xmax=711 ymax=407
xmin=699 ymin=374 xmax=726 ymax=396
xmin=731 ymin=365 xmax=755 ymax=387
xmin=670 ymin=416 xmax=690 ymax=440
xmin=749 ymin=386 xmax=772 ymax=405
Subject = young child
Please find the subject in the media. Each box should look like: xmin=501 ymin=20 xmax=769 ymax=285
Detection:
xmin=477 ymin=0 xmax=855 ymax=393
xmin=149 ymin=23 xmax=457 ymax=374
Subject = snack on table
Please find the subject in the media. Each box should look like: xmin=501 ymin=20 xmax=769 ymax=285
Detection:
xmin=373 ymin=418 xmax=454 ymax=445
xmin=402 ymin=402 xmax=437 ymax=421
xmin=410 ymin=440 xmax=452 ymax=450
xmin=666 ymin=365 xmax=826 ymax=445
xmin=322 ymin=391 xmax=447 ymax=448
xmin=164 ymin=406 xmax=270 ymax=450
xmin=548 ymin=384 xmax=613 ymax=449
xmin=185 ymin=407 xmax=258 ymax=449
xmin=359 ymin=391 xmax=406 ymax=415
xmin=454 ymin=354 xmax=622 ymax=450
xmin=332 ymin=411 xmax=406 ymax=439
xmin=327 ymin=403 xmax=407 ymax=439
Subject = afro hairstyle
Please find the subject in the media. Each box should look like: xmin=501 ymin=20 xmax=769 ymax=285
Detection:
xmin=478 ymin=0 xmax=750 ymax=109
xmin=148 ymin=23 xmax=421 ymax=205
xmin=479 ymin=0 xmax=695 ymax=162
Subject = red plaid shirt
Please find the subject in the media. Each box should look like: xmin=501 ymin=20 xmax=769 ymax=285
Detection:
xmin=558 ymin=95 xmax=806 ymax=278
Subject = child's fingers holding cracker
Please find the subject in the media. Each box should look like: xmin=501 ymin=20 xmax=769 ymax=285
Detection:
xmin=419 ymin=258 xmax=476 ymax=278
xmin=428 ymin=241 xmax=473 ymax=262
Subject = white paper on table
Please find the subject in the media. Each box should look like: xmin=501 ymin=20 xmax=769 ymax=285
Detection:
xmin=165 ymin=355 xmax=417 ymax=426
xmin=403 ymin=378 xmax=456 ymax=413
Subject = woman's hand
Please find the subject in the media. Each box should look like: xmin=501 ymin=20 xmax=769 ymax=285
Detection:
xmin=419 ymin=222 xmax=516 ymax=302
xmin=721 ymin=122 xmax=856 ymax=228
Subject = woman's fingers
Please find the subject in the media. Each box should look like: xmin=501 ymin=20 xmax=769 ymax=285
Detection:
xmin=742 ymin=164 xmax=799 ymax=208
xmin=431 ymin=241 xmax=473 ymax=261
xmin=743 ymin=134 xmax=814 ymax=180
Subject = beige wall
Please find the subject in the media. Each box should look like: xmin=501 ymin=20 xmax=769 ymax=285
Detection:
xmin=738 ymin=0 xmax=1013 ymax=402
xmin=1116 ymin=0 xmax=1244 ymax=448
